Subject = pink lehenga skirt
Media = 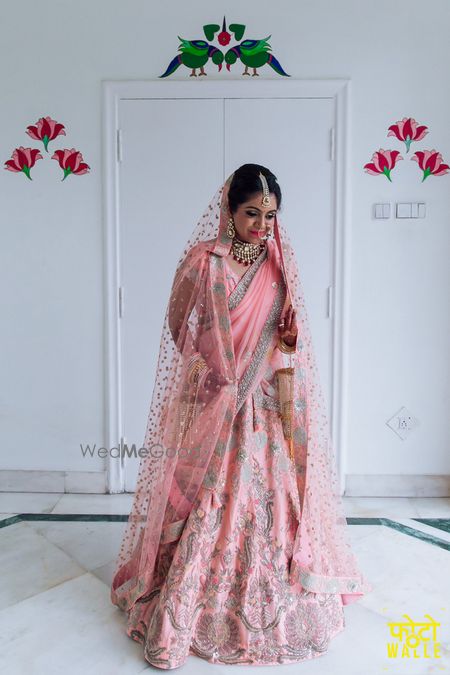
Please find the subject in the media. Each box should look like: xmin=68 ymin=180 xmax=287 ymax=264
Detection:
xmin=122 ymin=373 xmax=346 ymax=669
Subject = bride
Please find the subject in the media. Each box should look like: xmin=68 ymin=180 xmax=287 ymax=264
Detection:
xmin=110 ymin=163 xmax=371 ymax=668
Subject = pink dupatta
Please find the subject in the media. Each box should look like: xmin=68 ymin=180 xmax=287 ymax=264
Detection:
xmin=111 ymin=172 xmax=372 ymax=615
xmin=226 ymin=239 xmax=283 ymax=381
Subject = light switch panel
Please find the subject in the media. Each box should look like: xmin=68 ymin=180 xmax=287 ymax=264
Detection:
xmin=396 ymin=203 xmax=412 ymax=218
xmin=374 ymin=203 xmax=390 ymax=219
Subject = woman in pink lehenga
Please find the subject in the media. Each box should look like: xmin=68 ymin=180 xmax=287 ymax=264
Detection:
xmin=111 ymin=164 xmax=372 ymax=669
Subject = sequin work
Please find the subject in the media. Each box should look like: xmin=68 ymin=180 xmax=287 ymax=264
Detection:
xmin=111 ymin=173 xmax=372 ymax=670
xmin=121 ymin=263 xmax=346 ymax=670
xmin=125 ymin=395 xmax=345 ymax=669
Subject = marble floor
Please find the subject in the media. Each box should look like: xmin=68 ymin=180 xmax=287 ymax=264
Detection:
xmin=0 ymin=493 xmax=449 ymax=674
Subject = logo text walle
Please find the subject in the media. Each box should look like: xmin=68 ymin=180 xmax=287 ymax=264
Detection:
xmin=386 ymin=613 xmax=441 ymax=659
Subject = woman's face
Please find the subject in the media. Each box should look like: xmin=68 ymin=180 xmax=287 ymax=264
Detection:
xmin=230 ymin=192 xmax=278 ymax=244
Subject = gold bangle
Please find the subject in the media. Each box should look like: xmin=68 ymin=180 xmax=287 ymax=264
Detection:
xmin=187 ymin=353 xmax=208 ymax=383
xmin=278 ymin=336 xmax=296 ymax=353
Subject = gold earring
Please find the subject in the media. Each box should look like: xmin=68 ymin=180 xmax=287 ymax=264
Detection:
xmin=226 ymin=216 xmax=236 ymax=238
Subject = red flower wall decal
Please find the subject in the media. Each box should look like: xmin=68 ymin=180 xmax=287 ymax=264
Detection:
xmin=411 ymin=149 xmax=449 ymax=181
xmin=364 ymin=116 xmax=448 ymax=182
xmin=4 ymin=115 xmax=90 ymax=182
xmin=52 ymin=148 xmax=90 ymax=180
xmin=387 ymin=116 xmax=428 ymax=153
xmin=4 ymin=146 xmax=43 ymax=180
xmin=26 ymin=115 xmax=66 ymax=152
xmin=363 ymin=148 xmax=403 ymax=182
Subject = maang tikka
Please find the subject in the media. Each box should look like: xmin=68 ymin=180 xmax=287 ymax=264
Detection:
xmin=259 ymin=171 xmax=272 ymax=207
xmin=226 ymin=172 xmax=273 ymax=257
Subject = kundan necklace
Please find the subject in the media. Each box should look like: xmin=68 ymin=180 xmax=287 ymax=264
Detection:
xmin=231 ymin=236 xmax=266 ymax=266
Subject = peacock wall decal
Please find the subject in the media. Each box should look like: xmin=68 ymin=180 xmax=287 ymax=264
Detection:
xmin=159 ymin=16 xmax=290 ymax=78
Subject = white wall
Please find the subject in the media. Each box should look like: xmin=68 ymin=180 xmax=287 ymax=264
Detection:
xmin=1 ymin=0 xmax=449 ymax=493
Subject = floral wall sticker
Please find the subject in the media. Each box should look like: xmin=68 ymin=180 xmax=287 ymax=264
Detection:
xmin=4 ymin=115 xmax=90 ymax=181
xmin=364 ymin=149 xmax=403 ymax=182
xmin=387 ymin=117 xmax=428 ymax=153
xmin=159 ymin=16 xmax=290 ymax=78
xmin=5 ymin=147 xmax=44 ymax=180
xmin=26 ymin=116 xmax=67 ymax=151
xmin=363 ymin=116 xmax=449 ymax=182
xmin=411 ymin=149 xmax=449 ymax=182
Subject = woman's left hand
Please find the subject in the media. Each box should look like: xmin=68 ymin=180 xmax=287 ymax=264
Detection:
xmin=278 ymin=304 xmax=298 ymax=347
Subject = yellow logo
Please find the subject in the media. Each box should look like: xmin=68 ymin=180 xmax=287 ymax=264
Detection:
xmin=386 ymin=614 xmax=441 ymax=659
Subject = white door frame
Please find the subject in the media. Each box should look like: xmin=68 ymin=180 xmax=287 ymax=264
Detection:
xmin=102 ymin=78 xmax=352 ymax=494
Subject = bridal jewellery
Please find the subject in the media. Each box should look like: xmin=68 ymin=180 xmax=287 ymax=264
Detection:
xmin=278 ymin=335 xmax=296 ymax=354
xmin=276 ymin=366 xmax=295 ymax=461
xmin=177 ymin=351 xmax=211 ymax=444
xmin=259 ymin=171 xmax=272 ymax=207
xmin=229 ymin=234 xmax=265 ymax=265
xmin=277 ymin=307 xmax=296 ymax=462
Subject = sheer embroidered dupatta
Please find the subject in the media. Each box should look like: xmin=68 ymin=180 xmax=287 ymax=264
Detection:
xmin=111 ymin=175 xmax=251 ymax=611
xmin=272 ymin=211 xmax=372 ymax=603
xmin=164 ymin=239 xmax=285 ymax=538
xmin=111 ymin=171 xmax=371 ymax=615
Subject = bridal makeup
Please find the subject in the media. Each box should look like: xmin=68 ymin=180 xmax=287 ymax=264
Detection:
xmin=236 ymin=197 xmax=278 ymax=242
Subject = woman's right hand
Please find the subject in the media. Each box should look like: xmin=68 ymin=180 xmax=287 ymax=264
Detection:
xmin=194 ymin=367 xmax=233 ymax=404
xmin=202 ymin=368 xmax=226 ymax=393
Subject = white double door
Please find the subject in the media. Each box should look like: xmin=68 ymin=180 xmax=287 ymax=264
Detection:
xmin=117 ymin=90 xmax=335 ymax=491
